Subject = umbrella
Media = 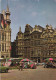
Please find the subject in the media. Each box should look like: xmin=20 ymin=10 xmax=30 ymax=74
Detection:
xmin=4 ymin=62 xmax=11 ymax=67
xmin=21 ymin=58 xmax=30 ymax=62
xmin=49 ymin=58 xmax=53 ymax=60
xmin=53 ymin=58 xmax=56 ymax=61
xmin=55 ymin=59 xmax=56 ymax=61
xmin=45 ymin=58 xmax=53 ymax=61
xmin=18 ymin=58 xmax=23 ymax=59
xmin=8 ymin=58 xmax=14 ymax=61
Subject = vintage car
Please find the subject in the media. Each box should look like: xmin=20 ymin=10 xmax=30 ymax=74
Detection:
xmin=0 ymin=66 xmax=9 ymax=73
xmin=44 ymin=62 xmax=56 ymax=68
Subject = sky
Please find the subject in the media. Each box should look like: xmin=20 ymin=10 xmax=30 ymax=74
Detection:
xmin=1 ymin=0 xmax=56 ymax=41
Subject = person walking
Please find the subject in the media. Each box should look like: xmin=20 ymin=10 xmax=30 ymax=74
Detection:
xmin=19 ymin=62 xmax=23 ymax=71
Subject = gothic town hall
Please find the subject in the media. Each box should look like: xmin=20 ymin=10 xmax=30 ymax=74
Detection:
xmin=0 ymin=5 xmax=11 ymax=58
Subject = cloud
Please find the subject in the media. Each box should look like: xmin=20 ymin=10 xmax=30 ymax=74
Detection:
xmin=10 ymin=0 xmax=19 ymax=1
xmin=15 ymin=4 xmax=25 ymax=10
xmin=35 ymin=0 xmax=40 ymax=2
xmin=31 ymin=0 xmax=40 ymax=2
xmin=31 ymin=12 xmax=38 ymax=16
xmin=19 ymin=5 xmax=25 ymax=8
xmin=27 ymin=0 xmax=40 ymax=2
xmin=38 ymin=11 xmax=46 ymax=16
xmin=0 ymin=0 xmax=1 ymax=2
xmin=10 ymin=0 xmax=40 ymax=2
xmin=54 ymin=0 xmax=56 ymax=2
xmin=41 ymin=11 xmax=46 ymax=15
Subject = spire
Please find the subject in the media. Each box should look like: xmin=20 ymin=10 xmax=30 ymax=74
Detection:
xmin=7 ymin=5 xmax=9 ymax=12
xmin=6 ymin=0 xmax=9 ymax=12
xmin=6 ymin=0 xmax=10 ymax=16
xmin=19 ymin=27 xmax=21 ymax=32
xmin=5 ymin=0 xmax=11 ymax=28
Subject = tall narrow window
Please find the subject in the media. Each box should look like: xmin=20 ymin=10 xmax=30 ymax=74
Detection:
xmin=5 ymin=44 xmax=6 ymax=51
xmin=2 ymin=33 xmax=4 ymax=41
xmin=0 ymin=44 xmax=1 ymax=51
xmin=0 ymin=33 xmax=1 ymax=40
xmin=5 ymin=34 xmax=6 ymax=41
xmin=2 ymin=43 xmax=4 ymax=51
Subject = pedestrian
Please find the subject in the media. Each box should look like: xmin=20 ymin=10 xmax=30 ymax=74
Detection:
xmin=19 ymin=62 xmax=23 ymax=71
xmin=27 ymin=61 xmax=30 ymax=68
xmin=34 ymin=62 xmax=37 ymax=69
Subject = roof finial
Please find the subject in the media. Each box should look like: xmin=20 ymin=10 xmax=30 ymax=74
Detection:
xmin=7 ymin=0 xmax=9 ymax=12
xmin=19 ymin=26 xmax=21 ymax=32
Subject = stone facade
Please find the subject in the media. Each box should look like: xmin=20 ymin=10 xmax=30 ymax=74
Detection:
xmin=0 ymin=6 xmax=11 ymax=58
xmin=15 ymin=24 xmax=56 ymax=62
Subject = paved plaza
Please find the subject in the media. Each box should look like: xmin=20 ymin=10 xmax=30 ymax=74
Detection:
xmin=1 ymin=66 xmax=56 ymax=80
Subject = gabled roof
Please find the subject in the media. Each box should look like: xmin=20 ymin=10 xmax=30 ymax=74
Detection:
xmin=38 ymin=25 xmax=44 ymax=30
xmin=25 ymin=24 xmax=33 ymax=31
xmin=28 ymin=25 xmax=33 ymax=31
xmin=30 ymin=30 xmax=42 ymax=35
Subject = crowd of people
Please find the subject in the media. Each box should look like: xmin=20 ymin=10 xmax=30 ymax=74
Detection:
xmin=18 ymin=61 xmax=37 ymax=71
xmin=1 ymin=58 xmax=56 ymax=71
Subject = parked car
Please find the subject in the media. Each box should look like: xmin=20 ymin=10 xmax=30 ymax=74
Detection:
xmin=0 ymin=66 xmax=9 ymax=73
xmin=44 ymin=62 xmax=56 ymax=68
xmin=37 ymin=63 xmax=45 ymax=66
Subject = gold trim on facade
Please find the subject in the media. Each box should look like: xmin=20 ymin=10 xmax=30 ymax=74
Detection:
xmin=15 ymin=24 xmax=56 ymax=62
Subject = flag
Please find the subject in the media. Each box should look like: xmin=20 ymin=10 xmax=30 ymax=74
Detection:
xmin=1 ymin=20 xmax=4 ymax=28
xmin=10 ymin=46 xmax=12 ymax=51
xmin=5 ymin=20 xmax=7 ymax=27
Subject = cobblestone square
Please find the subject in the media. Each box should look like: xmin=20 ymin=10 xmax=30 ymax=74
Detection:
xmin=1 ymin=66 xmax=56 ymax=80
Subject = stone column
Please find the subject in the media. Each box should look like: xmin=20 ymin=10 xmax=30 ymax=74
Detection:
xmin=1 ymin=33 xmax=2 ymax=41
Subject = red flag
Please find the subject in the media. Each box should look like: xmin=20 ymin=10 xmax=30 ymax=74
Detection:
xmin=5 ymin=20 xmax=7 ymax=27
xmin=1 ymin=20 xmax=4 ymax=28
xmin=10 ymin=46 xmax=12 ymax=51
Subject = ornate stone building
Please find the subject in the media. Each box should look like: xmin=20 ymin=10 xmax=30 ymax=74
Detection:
xmin=0 ymin=5 xmax=11 ymax=58
xmin=41 ymin=25 xmax=56 ymax=61
xmin=15 ymin=24 xmax=56 ymax=62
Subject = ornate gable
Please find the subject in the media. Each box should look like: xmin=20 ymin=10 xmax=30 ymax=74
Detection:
xmin=41 ymin=25 xmax=54 ymax=38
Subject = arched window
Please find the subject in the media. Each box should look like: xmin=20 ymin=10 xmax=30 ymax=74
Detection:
xmin=31 ymin=50 xmax=33 ymax=56
xmin=1 ymin=55 xmax=4 ymax=58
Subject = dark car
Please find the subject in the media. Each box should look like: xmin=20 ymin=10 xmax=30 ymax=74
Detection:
xmin=0 ymin=66 xmax=9 ymax=73
xmin=44 ymin=62 xmax=56 ymax=68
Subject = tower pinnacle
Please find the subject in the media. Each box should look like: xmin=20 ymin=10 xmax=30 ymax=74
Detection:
xmin=19 ymin=27 xmax=21 ymax=32
xmin=7 ymin=0 xmax=9 ymax=12
xmin=5 ymin=0 xmax=11 ymax=28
